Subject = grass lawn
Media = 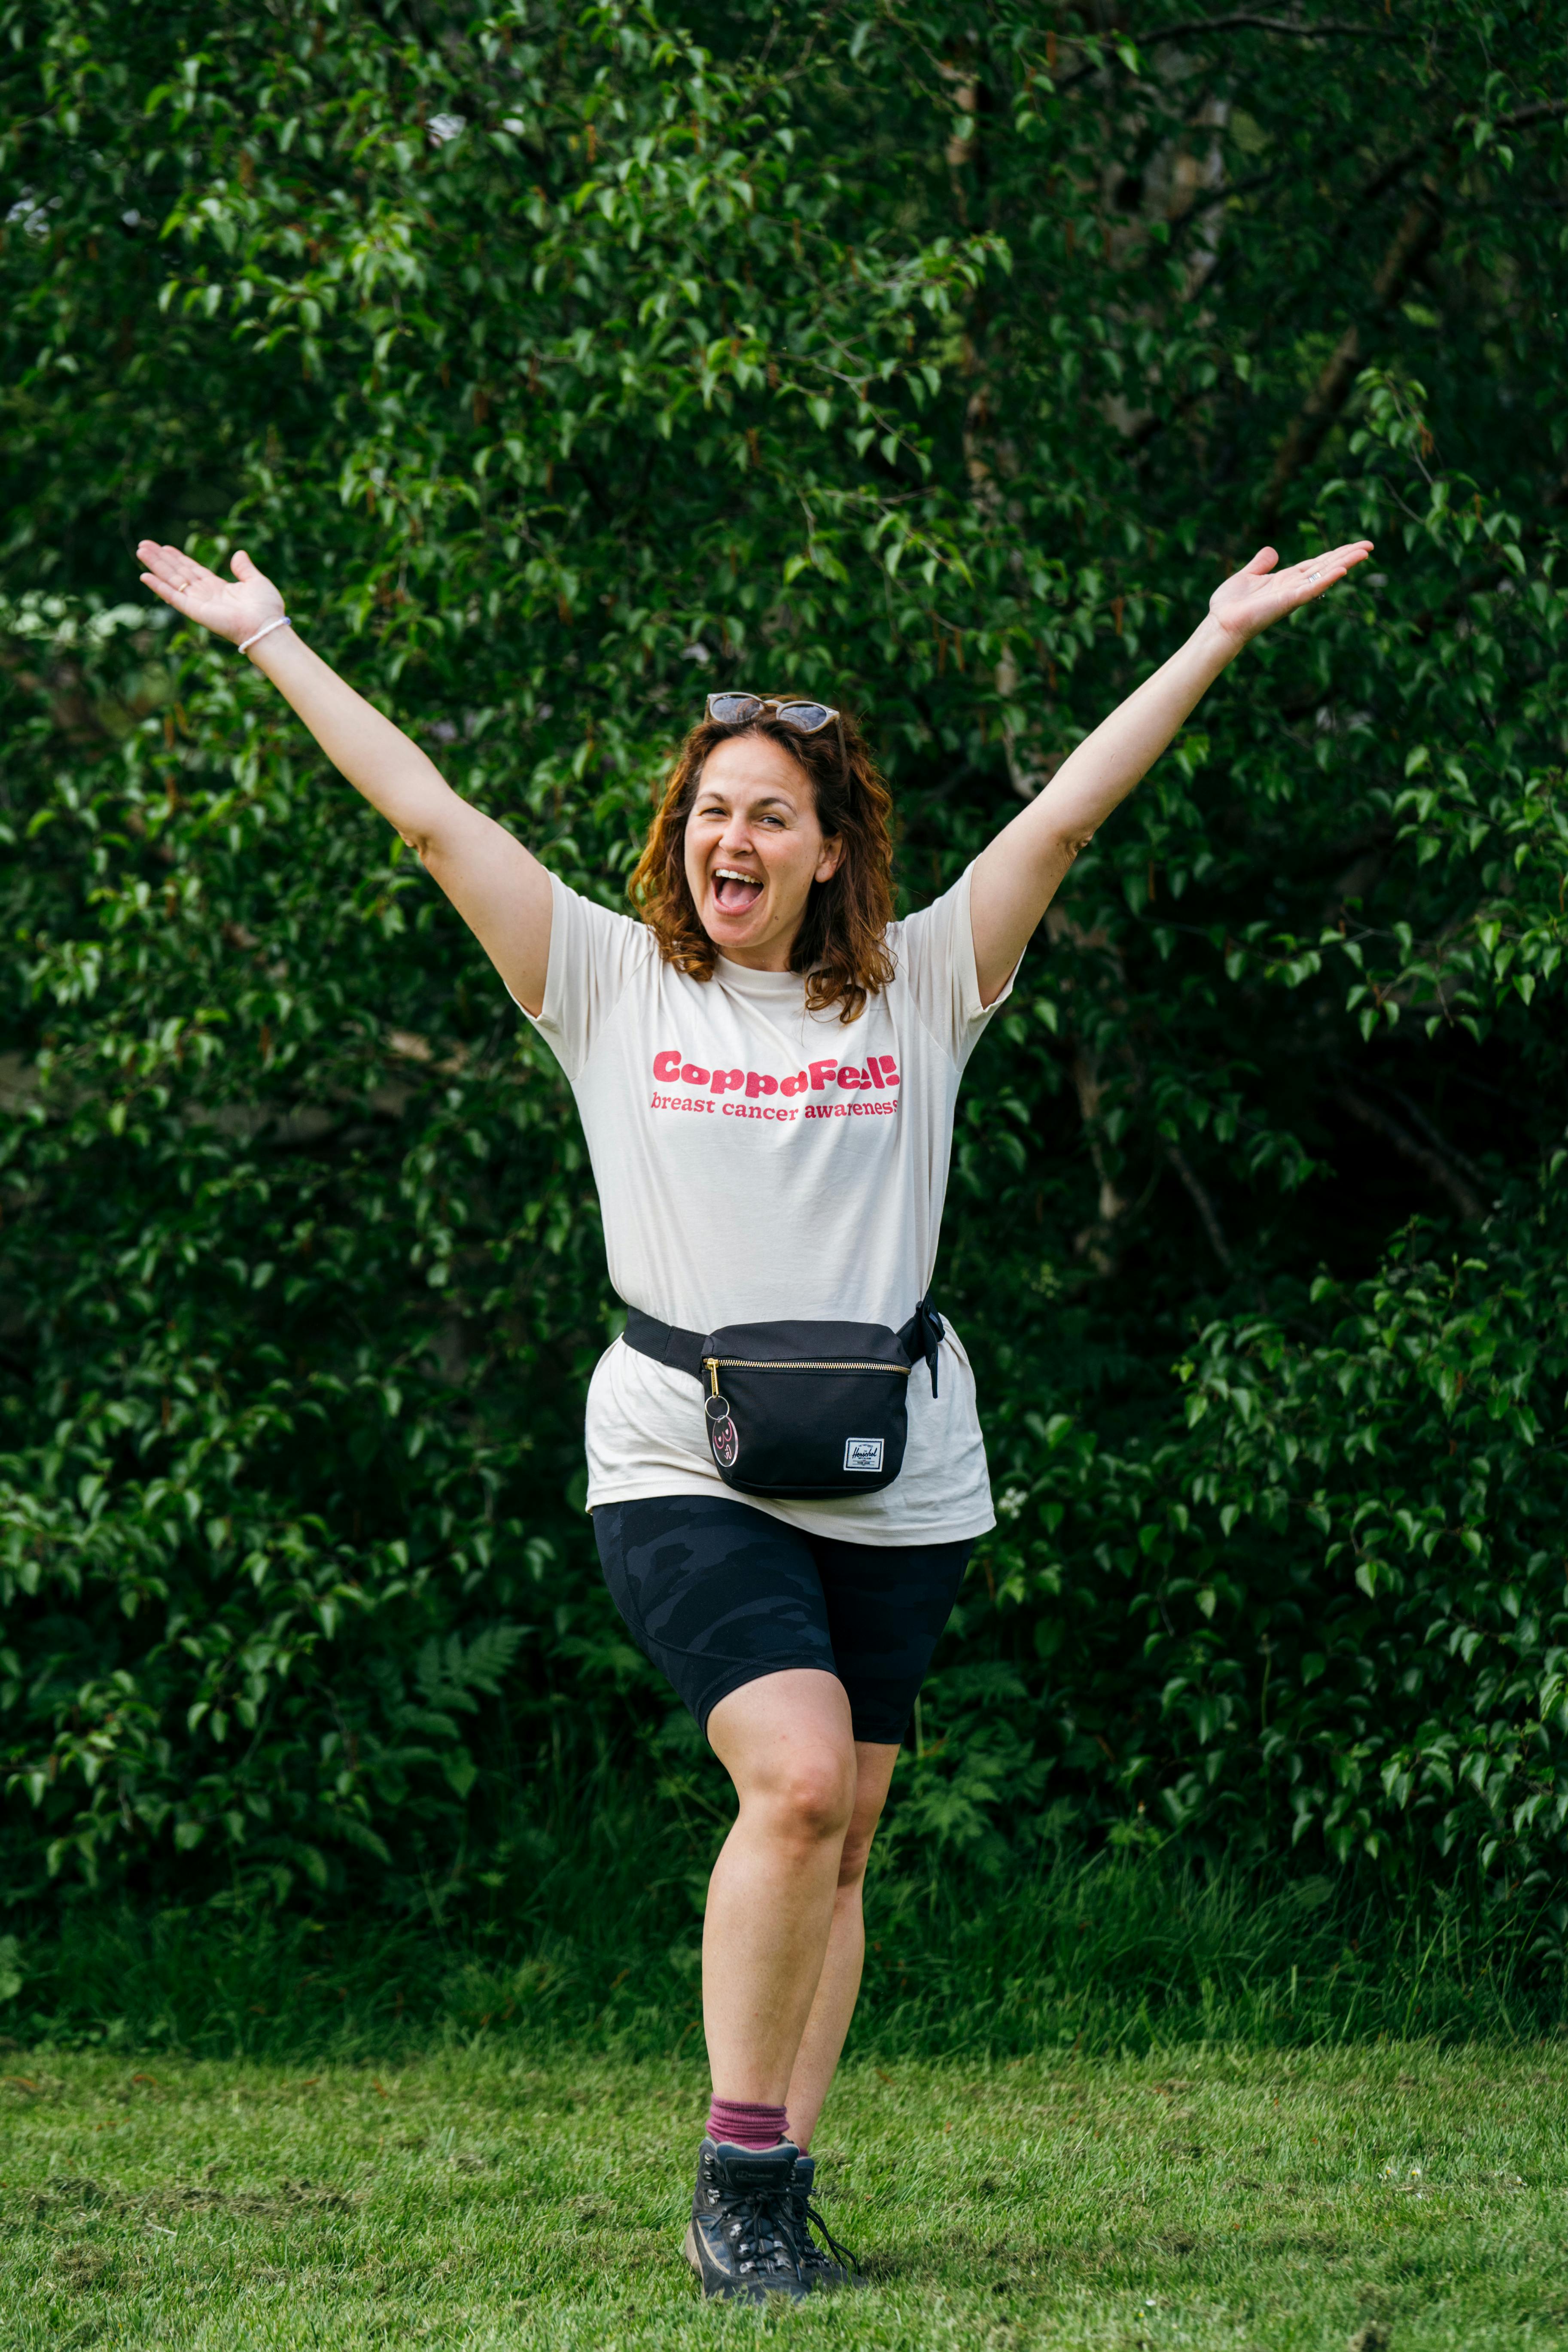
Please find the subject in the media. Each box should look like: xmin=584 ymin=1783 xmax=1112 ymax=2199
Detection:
xmin=2 ymin=2041 xmax=1564 ymax=2349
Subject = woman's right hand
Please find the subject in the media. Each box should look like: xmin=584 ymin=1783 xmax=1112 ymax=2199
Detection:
xmin=135 ymin=542 xmax=285 ymax=648
xmin=136 ymin=534 xmax=553 ymax=1010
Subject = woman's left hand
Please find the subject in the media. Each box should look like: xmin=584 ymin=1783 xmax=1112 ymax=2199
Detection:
xmin=1208 ymin=539 xmax=1374 ymax=646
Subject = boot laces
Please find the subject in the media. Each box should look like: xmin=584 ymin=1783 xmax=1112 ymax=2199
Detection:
xmin=715 ymin=2182 xmax=797 ymax=2274
xmin=797 ymin=2189 xmax=859 ymax=2275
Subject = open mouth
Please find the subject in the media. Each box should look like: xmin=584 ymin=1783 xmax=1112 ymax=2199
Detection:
xmin=711 ymin=866 xmax=764 ymax=914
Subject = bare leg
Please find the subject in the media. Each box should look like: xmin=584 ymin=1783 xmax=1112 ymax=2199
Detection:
xmin=702 ymin=1669 xmax=858 ymax=2106
xmin=784 ymin=1741 xmax=898 ymax=2150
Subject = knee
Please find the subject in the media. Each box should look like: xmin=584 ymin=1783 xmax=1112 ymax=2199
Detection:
xmin=758 ymin=1752 xmax=856 ymax=1848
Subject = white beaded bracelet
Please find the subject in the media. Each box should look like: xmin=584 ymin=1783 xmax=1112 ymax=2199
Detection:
xmin=238 ymin=615 xmax=292 ymax=657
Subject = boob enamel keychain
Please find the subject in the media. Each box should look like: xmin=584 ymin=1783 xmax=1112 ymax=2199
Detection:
xmin=704 ymin=1391 xmax=739 ymax=1470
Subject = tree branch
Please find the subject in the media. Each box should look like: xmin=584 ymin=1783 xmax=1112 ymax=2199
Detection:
xmin=1257 ymin=97 xmax=1568 ymax=524
xmin=1335 ymin=1085 xmax=1484 ymax=1221
xmin=1312 ymin=98 xmax=1568 ymax=214
xmin=1142 ymin=13 xmax=1413 ymax=41
xmin=1051 ymin=11 xmax=1412 ymax=91
xmin=1164 ymin=1140 xmax=1236 ymax=1272
xmin=1257 ymin=179 xmax=1443 ymax=528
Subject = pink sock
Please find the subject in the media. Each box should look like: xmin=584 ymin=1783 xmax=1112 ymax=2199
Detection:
xmin=706 ymin=2097 xmax=790 ymax=2151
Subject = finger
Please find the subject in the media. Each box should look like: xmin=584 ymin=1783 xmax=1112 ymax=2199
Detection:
xmin=138 ymin=557 xmax=215 ymax=613
xmin=1302 ymin=541 xmax=1373 ymax=575
xmin=154 ymin=541 xmax=224 ymax=594
xmin=135 ymin=540 xmax=185 ymax=584
xmin=139 ymin=572 xmax=196 ymax=613
xmin=138 ymin=542 xmax=209 ymax=594
xmin=1297 ymin=544 xmax=1376 ymax=598
xmin=231 ymin=549 xmax=257 ymax=581
xmin=1244 ymin=546 xmax=1279 ymax=577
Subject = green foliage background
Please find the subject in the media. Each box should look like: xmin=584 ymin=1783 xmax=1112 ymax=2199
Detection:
xmin=3 ymin=0 xmax=1567 ymax=1945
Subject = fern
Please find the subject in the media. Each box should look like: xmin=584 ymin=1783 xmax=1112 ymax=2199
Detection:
xmin=414 ymin=1625 xmax=529 ymax=1713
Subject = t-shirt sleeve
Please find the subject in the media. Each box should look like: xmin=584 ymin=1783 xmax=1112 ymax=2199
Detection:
xmin=892 ymin=860 xmax=1020 ymax=1071
xmin=513 ymin=870 xmax=652 ymax=1081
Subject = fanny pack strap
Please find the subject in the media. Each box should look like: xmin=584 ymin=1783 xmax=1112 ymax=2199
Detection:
xmin=622 ymin=1305 xmax=706 ymax=1383
xmin=896 ymin=1296 xmax=947 ymax=1400
xmin=621 ymin=1298 xmax=946 ymax=1397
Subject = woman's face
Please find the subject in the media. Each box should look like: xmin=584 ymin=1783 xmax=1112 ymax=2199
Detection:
xmin=682 ymin=733 xmax=841 ymax=970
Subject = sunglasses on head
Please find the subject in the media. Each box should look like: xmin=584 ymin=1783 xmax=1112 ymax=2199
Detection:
xmin=706 ymin=691 xmax=839 ymax=734
xmin=705 ymin=693 xmax=848 ymax=781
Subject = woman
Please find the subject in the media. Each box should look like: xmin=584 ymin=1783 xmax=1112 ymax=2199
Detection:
xmin=136 ymin=528 xmax=1370 ymax=2298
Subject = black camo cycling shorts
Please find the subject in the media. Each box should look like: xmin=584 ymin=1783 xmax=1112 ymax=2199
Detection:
xmin=592 ymin=1494 xmax=973 ymax=1746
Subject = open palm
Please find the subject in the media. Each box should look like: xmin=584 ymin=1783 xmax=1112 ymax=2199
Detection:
xmin=1209 ymin=539 xmax=1373 ymax=645
xmin=135 ymin=542 xmax=284 ymax=647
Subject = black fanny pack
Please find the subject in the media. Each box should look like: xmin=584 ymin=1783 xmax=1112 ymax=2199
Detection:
xmin=621 ymin=1299 xmax=946 ymax=1500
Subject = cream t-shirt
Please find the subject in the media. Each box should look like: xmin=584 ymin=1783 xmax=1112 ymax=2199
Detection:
xmin=521 ymin=862 xmax=1016 ymax=1544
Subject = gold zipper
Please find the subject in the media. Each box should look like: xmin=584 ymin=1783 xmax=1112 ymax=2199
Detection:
xmin=704 ymin=1356 xmax=911 ymax=1392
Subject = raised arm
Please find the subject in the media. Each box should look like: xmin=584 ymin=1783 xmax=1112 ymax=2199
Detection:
xmin=969 ymin=540 xmax=1373 ymax=1004
xmin=135 ymin=543 xmax=552 ymax=1013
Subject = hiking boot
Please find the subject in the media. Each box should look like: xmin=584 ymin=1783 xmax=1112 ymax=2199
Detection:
xmin=682 ymin=2137 xmax=807 ymax=2303
xmin=790 ymin=2153 xmax=866 ymax=2291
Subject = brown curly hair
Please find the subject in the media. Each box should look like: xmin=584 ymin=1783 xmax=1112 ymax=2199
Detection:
xmin=628 ymin=703 xmax=895 ymax=1024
